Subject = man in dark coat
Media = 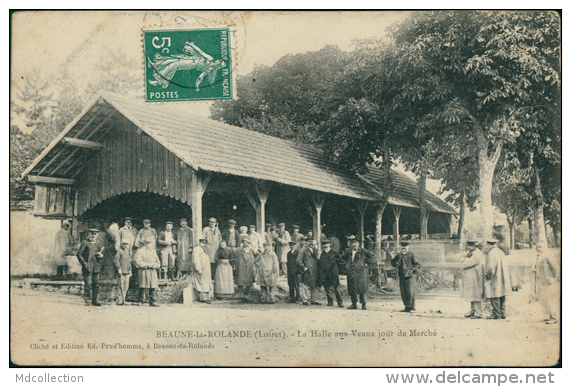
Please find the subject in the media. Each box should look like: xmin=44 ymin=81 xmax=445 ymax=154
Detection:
xmin=221 ymin=219 xmax=240 ymax=252
xmin=77 ymin=228 xmax=105 ymax=306
xmin=286 ymin=240 xmax=301 ymax=303
xmin=391 ymin=241 xmax=421 ymax=312
xmin=297 ymin=237 xmax=321 ymax=305
xmin=319 ymin=240 xmax=343 ymax=307
xmin=341 ymin=238 xmax=377 ymax=310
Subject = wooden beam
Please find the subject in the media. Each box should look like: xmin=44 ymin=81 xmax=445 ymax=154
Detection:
xmin=84 ymin=111 xmax=116 ymax=141
xmin=62 ymin=137 xmax=103 ymax=149
xmin=37 ymin=146 xmax=67 ymax=175
xmin=28 ymin=175 xmax=76 ymax=185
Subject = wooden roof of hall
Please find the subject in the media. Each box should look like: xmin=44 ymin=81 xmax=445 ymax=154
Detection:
xmin=22 ymin=92 xmax=456 ymax=214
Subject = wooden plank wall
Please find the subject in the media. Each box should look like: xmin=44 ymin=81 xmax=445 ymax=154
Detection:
xmin=76 ymin=116 xmax=191 ymax=215
xmin=32 ymin=185 xmax=74 ymax=218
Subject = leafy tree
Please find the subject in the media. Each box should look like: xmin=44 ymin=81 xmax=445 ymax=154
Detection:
xmin=211 ymin=45 xmax=350 ymax=144
xmin=383 ymin=10 xmax=561 ymax=237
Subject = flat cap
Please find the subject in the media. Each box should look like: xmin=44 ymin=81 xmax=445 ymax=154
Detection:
xmin=466 ymin=240 xmax=478 ymax=245
xmin=486 ymin=239 xmax=499 ymax=244
xmin=278 ymin=222 xmax=286 ymax=227
xmin=124 ymin=217 xmax=132 ymax=221
xmin=179 ymin=218 xmax=187 ymax=222
xmin=143 ymin=219 xmax=151 ymax=223
xmin=199 ymin=238 xmax=208 ymax=243
xmin=288 ymin=240 xmax=297 ymax=245
xmin=208 ymin=217 xmax=217 ymax=222
xmin=400 ymin=241 xmax=410 ymax=247
xmin=242 ymin=237 xmax=251 ymax=244
xmin=88 ymin=228 xmax=100 ymax=233
xmin=166 ymin=221 xmax=173 ymax=225
xmin=228 ymin=219 xmax=237 ymax=225
xmin=248 ymin=224 xmax=256 ymax=228
xmin=292 ymin=225 xmax=300 ymax=229
xmin=322 ymin=240 xmax=331 ymax=245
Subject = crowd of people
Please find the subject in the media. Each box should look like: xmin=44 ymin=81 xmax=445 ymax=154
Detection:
xmin=53 ymin=217 xmax=559 ymax=323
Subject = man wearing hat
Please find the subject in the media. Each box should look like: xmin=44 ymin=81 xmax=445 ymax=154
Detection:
xmin=53 ymin=222 xmax=74 ymax=279
xmin=341 ymin=238 xmax=377 ymax=310
xmin=176 ymin=218 xmax=193 ymax=279
xmin=158 ymin=221 xmax=177 ymax=280
xmin=264 ymin=223 xmax=274 ymax=247
xmin=119 ymin=217 xmax=138 ymax=255
xmin=114 ymin=241 xmax=132 ymax=305
xmin=484 ymin=239 xmax=511 ymax=319
xmin=391 ymin=241 xmax=421 ymax=312
xmin=297 ymin=237 xmax=321 ymax=305
xmin=192 ymin=238 xmax=212 ymax=303
xmin=133 ymin=219 xmax=161 ymax=306
xmin=459 ymin=240 xmax=485 ymax=319
xmin=319 ymin=240 xmax=344 ymax=307
xmin=203 ymin=217 xmax=222 ymax=280
xmin=247 ymin=225 xmax=264 ymax=256
xmin=222 ymin=219 xmax=240 ymax=253
xmin=276 ymin=223 xmax=291 ymax=276
xmin=257 ymin=242 xmax=280 ymax=303
xmin=286 ymin=239 xmax=301 ymax=302
xmin=77 ymin=228 xmax=105 ymax=306
xmin=291 ymin=225 xmax=304 ymax=244
xmin=235 ymin=237 xmax=256 ymax=299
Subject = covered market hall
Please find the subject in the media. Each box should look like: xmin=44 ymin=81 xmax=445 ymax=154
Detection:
xmin=21 ymin=92 xmax=456 ymax=261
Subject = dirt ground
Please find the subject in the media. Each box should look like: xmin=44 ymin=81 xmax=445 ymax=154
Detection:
xmin=10 ymin=277 xmax=559 ymax=367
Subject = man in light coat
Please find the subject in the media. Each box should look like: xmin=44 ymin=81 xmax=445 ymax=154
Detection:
xmin=257 ymin=242 xmax=279 ymax=303
xmin=54 ymin=223 xmax=74 ymax=279
xmin=114 ymin=241 xmax=132 ymax=305
xmin=193 ymin=238 xmax=212 ymax=303
xmin=247 ymin=225 xmax=264 ymax=256
xmin=460 ymin=240 xmax=485 ymax=319
xmin=133 ymin=219 xmax=161 ymax=307
xmin=484 ymin=239 xmax=511 ymax=319
xmin=536 ymin=243 xmax=559 ymax=324
xmin=203 ymin=217 xmax=222 ymax=280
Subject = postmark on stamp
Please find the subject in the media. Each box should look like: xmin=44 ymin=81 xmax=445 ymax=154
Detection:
xmin=143 ymin=28 xmax=232 ymax=102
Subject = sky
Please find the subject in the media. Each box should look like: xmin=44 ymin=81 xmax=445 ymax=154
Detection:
xmin=10 ymin=10 xmax=450 ymax=202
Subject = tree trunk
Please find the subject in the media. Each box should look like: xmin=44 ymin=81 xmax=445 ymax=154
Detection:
xmin=458 ymin=190 xmax=467 ymax=242
xmin=474 ymin=118 xmax=504 ymax=238
xmin=533 ymin=167 xmax=548 ymax=246
xmin=374 ymin=140 xmax=392 ymax=256
xmin=419 ymin=172 xmax=428 ymax=241
xmin=527 ymin=218 xmax=534 ymax=248
xmin=507 ymin=219 xmax=514 ymax=250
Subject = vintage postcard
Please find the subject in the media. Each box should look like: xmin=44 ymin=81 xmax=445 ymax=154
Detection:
xmin=10 ymin=10 xmax=561 ymax=368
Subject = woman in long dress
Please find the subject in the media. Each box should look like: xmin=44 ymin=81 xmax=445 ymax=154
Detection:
xmin=214 ymin=240 xmax=235 ymax=299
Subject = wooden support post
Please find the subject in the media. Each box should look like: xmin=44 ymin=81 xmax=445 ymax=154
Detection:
xmin=245 ymin=179 xmax=272 ymax=237
xmin=357 ymin=201 xmax=368 ymax=245
xmin=72 ymin=189 xmax=79 ymax=243
xmin=189 ymin=169 xmax=211 ymax=248
xmin=309 ymin=192 xmax=325 ymax=251
xmin=392 ymin=205 xmax=402 ymax=247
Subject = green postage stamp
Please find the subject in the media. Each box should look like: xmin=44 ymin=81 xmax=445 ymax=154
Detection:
xmin=143 ymin=28 xmax=232 ymax=102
